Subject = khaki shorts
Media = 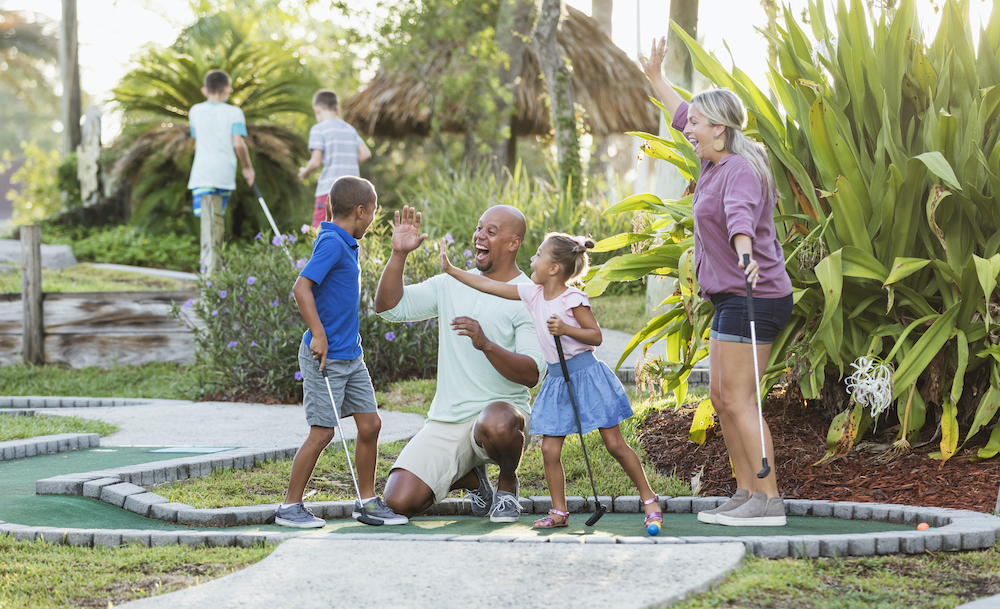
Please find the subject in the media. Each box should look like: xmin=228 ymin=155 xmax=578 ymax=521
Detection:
xmin=392 ymin=407 xmax=531 ymax=504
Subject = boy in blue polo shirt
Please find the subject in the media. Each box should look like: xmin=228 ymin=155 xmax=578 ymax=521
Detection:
xmin=276 ymin=176 xmax=407 ymax=528
xmin=187 ymin=69 xmax=255 ymax=217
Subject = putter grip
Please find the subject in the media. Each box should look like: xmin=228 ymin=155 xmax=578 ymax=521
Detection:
xmin=252 ymin=183 xmax=262 ymax=199
xmin=742 ymin=253 xmax=755 ymax=321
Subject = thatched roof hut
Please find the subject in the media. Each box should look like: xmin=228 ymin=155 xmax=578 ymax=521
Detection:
xmin=342 ymin=5 xmax=659 ymax=139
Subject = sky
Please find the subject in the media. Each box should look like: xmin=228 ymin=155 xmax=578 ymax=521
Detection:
xmin=19 ymin=0 xmax=998 ymax=141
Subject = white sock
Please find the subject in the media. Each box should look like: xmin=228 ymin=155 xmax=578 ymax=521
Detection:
xmin=360 ymin=496 xmax=376 ymax=504
xmin=279 ymin=503 xmax=298 ymax=509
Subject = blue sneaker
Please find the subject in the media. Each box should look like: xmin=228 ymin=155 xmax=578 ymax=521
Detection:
xmin=467 ymin=464 xmax=494 ymax=517
xmin=274 ymin=503 xmax=325 ymax=528
xmin=353 ymin=496 xmax=409 ymax=525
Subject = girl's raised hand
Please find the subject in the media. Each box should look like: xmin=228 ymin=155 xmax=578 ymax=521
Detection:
xmin=438 ymin=238 xmax=455 ymax=273
xmin=638 ymin=36 xmax=668 ymax=82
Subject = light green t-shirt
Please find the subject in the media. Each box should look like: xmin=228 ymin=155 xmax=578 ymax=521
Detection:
xmin=379 ymin=271 xmax=545 ymax=423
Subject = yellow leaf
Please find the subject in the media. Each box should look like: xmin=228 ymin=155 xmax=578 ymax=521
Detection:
xmin=689 ymin=398 xmax=716 ymax=445
xmin=813 ymin=403 xmax=863 ymax=466
xmin=933 ymin=399 xmax=959 ymax=463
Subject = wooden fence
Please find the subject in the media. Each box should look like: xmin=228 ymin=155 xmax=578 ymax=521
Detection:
xmin=0 ymin=290 xmax=198 ymax=368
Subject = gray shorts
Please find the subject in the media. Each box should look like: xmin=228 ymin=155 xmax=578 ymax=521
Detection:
xmin=298 ymin=340 xmax=377 ymax=428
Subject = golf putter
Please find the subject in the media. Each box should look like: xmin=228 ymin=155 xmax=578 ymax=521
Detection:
xmin=321 ymin=366 xmax=383 ymax=526
xmin=744 ymin=254 xmax=771 ymax=479
xmin=252 ymin=183 xmax=295 ymax=266
xmin=554 ymin=335 xmax=607 ymax=526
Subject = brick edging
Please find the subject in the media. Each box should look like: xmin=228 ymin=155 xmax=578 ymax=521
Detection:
xmin=0 ymin=397 xmax=156 ymax=408
xmin=0 ymin=433 xmax=100 ymax=461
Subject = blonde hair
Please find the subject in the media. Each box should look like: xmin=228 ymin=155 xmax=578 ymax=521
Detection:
xmin=544 ymin=233 xmax=595 ymax=284
xmin=690 ymin=89 xmax=778 ymax=203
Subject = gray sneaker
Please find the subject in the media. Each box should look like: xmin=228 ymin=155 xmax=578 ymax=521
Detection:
xmin=352 ymin=496 xmax=409 ymax=525
xmin=489 ymin=490 xmax=522 ymax=523
xmin=697 ymin=488 xmax=751 ymax=524
xmin=275 ymin=503 xmax=326 ymax=528
xmin=715 ymin=492 xmax=786 ymax=527
xmin=467 ymin=465 xmax=494 ymax=517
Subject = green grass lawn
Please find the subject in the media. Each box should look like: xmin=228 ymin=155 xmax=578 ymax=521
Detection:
xmin=591 ymin=292 xmax=646 ymax=334
xmin=0 ymin=413 xmax=118 ymax=441
xmin=2 ymin=362 xmax=201 ymax=400
xmin=154 ymin=382 xmax=692 ymax=507
xmin=669 ymin=546 xmax=1000 ymax=609
xmin=0 ymin=536 xmax=273 ymax=609
xmin=0 ymin=263 xmax=194 ymax=293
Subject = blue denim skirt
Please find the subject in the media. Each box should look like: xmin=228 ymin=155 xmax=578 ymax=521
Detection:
xmin=710 ymin=292 xmax=793 ymax=344
xmin=532 ymin=351 xmax=633 ymax=437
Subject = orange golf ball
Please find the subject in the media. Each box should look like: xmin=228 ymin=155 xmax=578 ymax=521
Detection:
xmin=917 ymin=522 xmax=930 ymax=530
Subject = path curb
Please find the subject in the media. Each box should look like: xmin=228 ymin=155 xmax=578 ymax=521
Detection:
xmin=0 ymin=433 xmax=100 ymax=461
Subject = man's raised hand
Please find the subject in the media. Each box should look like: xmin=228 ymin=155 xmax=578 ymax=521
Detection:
xmin=392 ymin=206 xmax=428 ymax=254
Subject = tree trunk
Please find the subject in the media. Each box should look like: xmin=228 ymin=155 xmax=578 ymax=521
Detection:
xmin=648 ymin=0 xmax=698 ymax=316
xmin=590 ymin=0 xmax=613 ymax=181
xmin=533 ymin=0 xmax=582 ymax=201
xmin=491 ymin=0 xmax=536 ymax=173
xmin=761 ymin=0 xmax=779 ymax=105
xmin=59 ymin=0 xmax=81 ymax=157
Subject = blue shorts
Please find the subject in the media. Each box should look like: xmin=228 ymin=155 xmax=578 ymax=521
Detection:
xmin=710 ymin=293 xmax=793 ymax=344
xmin=192 ymin=188 xmax=232 ymax=217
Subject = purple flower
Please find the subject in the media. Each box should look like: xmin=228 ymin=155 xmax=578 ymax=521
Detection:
xmin=466 ymin=260 xmax=474 ymax=267
xmin=294 ymin=371 xmax=303 ymax=381
xmin=300 ymin=224 xmax=310 ymax=234
xmin=250 ymin=341 xmax=258 ymax=347
xmin=385 ymin=331 xmax=396 ymax=341
xmin=227 ymin=341 xmax=238 ymax=348
xmin=445 ymin=233 xmax=455 ymax=245
xmin=274 ymin=336 xmax=280 ymax=341
xmin=463 ymin=249 xmax=472 ymax=258
xmin=200 ymin=266 xmax=207 ymax=274
xmin=182 ymin=299 xmax=194 ymax=309
xmin=247 ymin=276 xmax=257 ymax=285
xmin=238 ymin=296 xmax=243 ymax=302
xmin=219 ymin=290 xmax=227 ymax=298
xmin=272 ymin=235 xmax=285 ymax=246
xmin=211 ymin=310 xmax=218 ymax=316
xmin=206 ymin=281 xmax=213 ymax=287
xmin=406 ymin=321 xmax=413 ymax=327
xmin=296 ymin=258 xmax=307 ymax=269
xmin=271 ymin=299 xmax=279 ymax=307
xmin=287 ymin=234 xmax=297 ymax=244
xmin=254 ymin=232 xmax=263 ymax=240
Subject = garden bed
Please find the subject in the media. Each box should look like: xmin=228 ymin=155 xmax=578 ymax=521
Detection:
xmin=640 ymin=384 xmax=1000 ymax=513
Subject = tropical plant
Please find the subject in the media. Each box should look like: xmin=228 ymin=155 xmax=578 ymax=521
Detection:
xmin=109 ymin=11 xmax=317 ymax=239
xmin=588 ymin=0 xmax=1000 ymax=463
xmin=0 ymin=141 xmax=62 ymax=225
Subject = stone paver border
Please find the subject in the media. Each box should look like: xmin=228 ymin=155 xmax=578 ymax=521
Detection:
xmin=24 ymin=443 xmax=1000 ymax=558
xmin=0 ymin=432 xmax=100 ymax=461
xmin=1 ymin=397 xmax=156 ymax=408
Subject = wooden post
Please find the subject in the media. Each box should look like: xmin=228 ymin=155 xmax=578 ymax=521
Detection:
xmin=21 ymin=225 xmax=44 ymax=365
xmin=200 ymin=194 xmax=224 ymax=276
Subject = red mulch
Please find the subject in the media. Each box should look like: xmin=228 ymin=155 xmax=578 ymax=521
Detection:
xmin=639 ymin=384 xmax=1000 ymax=513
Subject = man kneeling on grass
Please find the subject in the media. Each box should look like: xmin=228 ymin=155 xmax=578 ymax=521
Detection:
xmin=375 ymin=204 xmax=545 ymax=522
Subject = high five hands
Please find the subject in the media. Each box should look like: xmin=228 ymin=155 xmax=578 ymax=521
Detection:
xmin=392 ymin=206 xmax=428 ymax=254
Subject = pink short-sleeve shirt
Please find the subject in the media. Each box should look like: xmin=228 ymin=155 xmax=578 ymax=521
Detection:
xmin=516 ymin=283 xmax=595 ymax=364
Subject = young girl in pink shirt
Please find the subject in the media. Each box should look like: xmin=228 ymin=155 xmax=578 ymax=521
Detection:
xmin=440 ymin=232 xmax=662 ymax=531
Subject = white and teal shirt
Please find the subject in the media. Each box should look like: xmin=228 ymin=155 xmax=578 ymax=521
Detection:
xmin=187 ymin=101 xmax=248 ymax=191
xmin=379 ymin=271 xmax=545 ymax=423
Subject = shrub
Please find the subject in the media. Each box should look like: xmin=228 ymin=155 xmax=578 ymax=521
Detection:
xmin=171 ymin=231 xmax=313 ymax=403
xmin=172 ymin=218 xmax=443 ymax=401
xmin=46 ymin=225 xmax=199 ymax=272
xmin=359 ymin=218 xmax=441 ymax=389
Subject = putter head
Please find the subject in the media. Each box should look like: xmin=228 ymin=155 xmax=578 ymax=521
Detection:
xmin=757 ymin=458 xmax=771 ymax=479
xmin=584 ymin=502 xmax=607 ymax=527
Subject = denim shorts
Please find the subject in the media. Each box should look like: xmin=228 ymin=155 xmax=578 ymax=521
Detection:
xmin=710 ymin=293 xmax=793 ymax=344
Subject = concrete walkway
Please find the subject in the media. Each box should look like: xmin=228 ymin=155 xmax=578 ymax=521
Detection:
xmin=122 ymin=536 xmax=745 ymax=609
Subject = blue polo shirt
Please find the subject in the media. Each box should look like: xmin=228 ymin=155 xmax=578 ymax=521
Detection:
xmin=299 ymin=222 xmax=362 ymax=360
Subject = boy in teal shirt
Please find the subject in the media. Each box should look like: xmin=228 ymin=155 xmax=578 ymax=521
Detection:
xmin=188 ymin=69 xmax=255 ymax=216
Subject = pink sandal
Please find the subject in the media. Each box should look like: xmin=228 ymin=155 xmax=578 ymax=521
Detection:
xmin=533 ymin=509 xmax=570 ymax=529
xmin=643 ymin=495 xmax=663 ymax=528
